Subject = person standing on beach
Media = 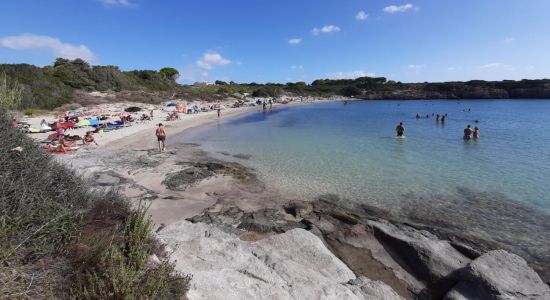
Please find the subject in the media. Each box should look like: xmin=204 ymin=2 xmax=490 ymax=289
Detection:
xmin=156 ymin=123 xmax=166 ymax=152
xmin=217 ymin=105 xmax=221 ymax=118
xmin=396 ymin=122 xmax=405 ymax=137
xmin=464 ymin=125 xmax=472 ymax=140
xmin=150 ymin=110 xmax=154 ymax=120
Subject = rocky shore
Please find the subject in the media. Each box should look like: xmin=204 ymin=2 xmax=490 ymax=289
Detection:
xmin=52 ymin=109 xmax=550 ymax=299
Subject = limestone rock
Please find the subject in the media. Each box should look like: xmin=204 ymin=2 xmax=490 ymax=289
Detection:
xmin=346 ymin=276 xmax=405 ymax=300
xmin=367 ymin=219 xmax=471 ymax=283
xmin=448 ymin=250 xmax=550 ymax=300
xmin=158 ymin=221 xmax=402 ymax=299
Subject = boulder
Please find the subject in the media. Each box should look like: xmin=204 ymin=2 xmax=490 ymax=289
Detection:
xmin=346 ymin=276 xmax=405 ymax=300
xmin=367 ymin=219 xmax=471 ymax=283
xmin=158 ymin=221 xmax=403 ymax=299
xmin=446 ymin=250 xmax=550 ymax=299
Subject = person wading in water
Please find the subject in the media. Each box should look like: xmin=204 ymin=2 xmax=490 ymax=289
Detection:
xmin=464 ymin=124 xmax=472 ymax=140
xmin=396 ymin=122 xmax=405 ymax=137
xmin=156 ymin=123 xmax=166 ymax=152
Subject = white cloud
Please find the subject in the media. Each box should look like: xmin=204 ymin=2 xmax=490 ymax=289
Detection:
xmin=291 ymin=65 xmax=304 ymax=70
xmin=479 ymin=62 xmax=512 ymax=70
xmin=0 ymin=34 xmax=98 ymax=63
xmin=408 ymin=64 xmax=425 ymax=70
xmin=288 ymin=38 xmax=302 ymax=45
xmin=98 ymin=0 xmax=130 ymax=6
xmin=383 ymin=3 xmax=415 ymax=13
xmin=356 ymin=11 xmax=369 ymax=21
xmin=502 ymin=37 xmax=515 ymax=44
xmin=325 ymin=70 xmax=375 ymax=79
xmin=178 ymin=65 xmax=209 ymax=83
xmin=448 ymin=66 xmax=456 ymax=71
xmin=196 ymin=51 xmax=231 ymax=70
xmin=312 ymin=25 xmax=341 ymax=36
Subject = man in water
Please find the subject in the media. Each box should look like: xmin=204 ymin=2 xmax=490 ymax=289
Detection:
xmin=396 ymin=122 xmax=405 ymax=137
xmin=156 ymin=123 xmax=166 ymax=152
xmin=464 ymin=124 xmax=472 ymax=140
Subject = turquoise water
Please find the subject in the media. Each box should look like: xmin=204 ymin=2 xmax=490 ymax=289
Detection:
xmin=173 ymin=99 xmax=550 ymax=277
xmin=178 ymin=100 xmax=550 ymax=212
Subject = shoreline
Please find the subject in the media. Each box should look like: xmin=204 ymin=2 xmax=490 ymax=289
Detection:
xmin=36 ymin=100 xmax=550 ymax=298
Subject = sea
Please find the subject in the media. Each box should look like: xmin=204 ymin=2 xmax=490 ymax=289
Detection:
xmin=173 ymin=99 xmax=550 ymax=275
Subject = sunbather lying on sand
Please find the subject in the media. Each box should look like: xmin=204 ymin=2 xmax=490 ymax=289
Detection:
xmin=45 ymin=144 xmax=66 ymax=153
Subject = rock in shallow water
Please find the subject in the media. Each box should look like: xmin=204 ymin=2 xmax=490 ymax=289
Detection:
xmin=157 ymin=221 xmax=403 ymax=300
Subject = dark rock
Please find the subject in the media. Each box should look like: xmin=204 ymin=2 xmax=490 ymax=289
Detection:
xmin=232 ymin=153 xmax=252 ymax=160
xmin=162 ymin=167 xmax=213 ymax=191
xmin=237 ymin=208 xmax=306 ymax=233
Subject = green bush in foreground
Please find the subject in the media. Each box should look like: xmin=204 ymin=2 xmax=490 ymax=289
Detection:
xmin=0 ymin=109 xmax=190 ymax=299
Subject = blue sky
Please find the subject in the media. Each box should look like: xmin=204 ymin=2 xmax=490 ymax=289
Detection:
xmin=1 ymin=0 xmax=549 ymax=84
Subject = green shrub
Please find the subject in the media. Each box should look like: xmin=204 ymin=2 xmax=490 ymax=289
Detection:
xmin=0 ymin=72 xmax=23 ymax=110
xmin=0 ymin=110 xmax=191 ymax=298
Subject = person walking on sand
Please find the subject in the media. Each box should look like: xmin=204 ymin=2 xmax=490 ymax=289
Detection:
xmin=150 ymin=110 xmax=154 ymax=120
xmin=464 ymin=124 xmax=472 ymax=140
xmin=217 ymin=104 xmax=221 ymax=118
xmin=156 ymin=123 xmax=166 ymax=152
xmin=396 ymin=122 xmax=405 ymax=137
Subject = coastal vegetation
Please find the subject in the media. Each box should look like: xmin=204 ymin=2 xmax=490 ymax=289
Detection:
xmin=0 ymin=109 xmax=190 ymax=298
xmin=1 ymin=59 xmax=550 ymax=111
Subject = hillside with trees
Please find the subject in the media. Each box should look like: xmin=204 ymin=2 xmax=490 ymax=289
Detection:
xmin=1 ymin=59 xmax=550 ymax=111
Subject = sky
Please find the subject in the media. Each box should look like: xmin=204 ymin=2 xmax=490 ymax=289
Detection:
xmin=1 ymin=0 xmax=549 ymax=84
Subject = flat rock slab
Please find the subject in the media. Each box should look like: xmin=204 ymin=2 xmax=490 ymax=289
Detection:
xmin=158 ymin=221 xmax=403 ymax=300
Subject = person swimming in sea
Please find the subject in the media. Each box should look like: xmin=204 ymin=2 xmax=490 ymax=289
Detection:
xmin=416 ymin=113 xmax=420 ymax=119
xmin=396 ymin=122 xmax=405 ymax=137
xmin=441 ymin=115 xmax=446 ymax=122
xmin=436 ymin=114 xmax=440 ymax=122
xmin=464 ymin=125 xmax=472 ymax=140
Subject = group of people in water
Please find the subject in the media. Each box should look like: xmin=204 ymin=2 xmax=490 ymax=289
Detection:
xmin=397 ymin=112 xmax=480 ymax=140
xmin=416 ymin=112 xmax=447 ymax=122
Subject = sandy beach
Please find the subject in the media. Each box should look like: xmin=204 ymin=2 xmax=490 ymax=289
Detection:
xmin=25 ymin=101 xmax=308 ymax=226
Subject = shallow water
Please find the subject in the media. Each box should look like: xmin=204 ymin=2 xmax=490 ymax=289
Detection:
xmin=173 ymin=100 xmax=550 ymax=277
xmin=177 ymin=100 xmax=550 ymax=211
